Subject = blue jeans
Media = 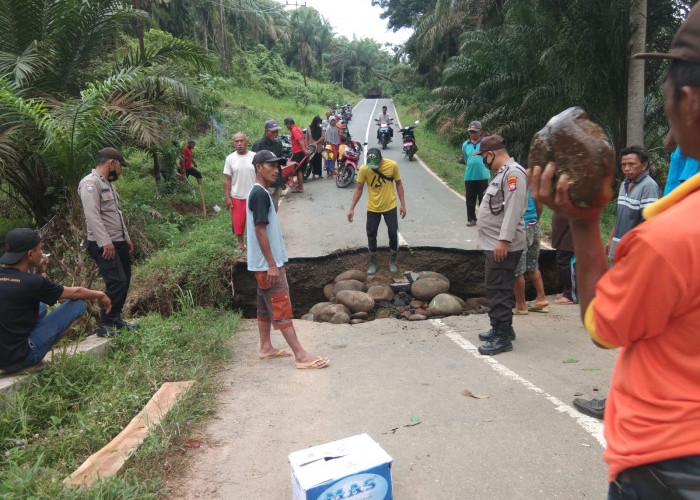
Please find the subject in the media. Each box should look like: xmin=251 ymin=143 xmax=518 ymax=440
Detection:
xmin=5 ymin=300 xmax=87 ymax=372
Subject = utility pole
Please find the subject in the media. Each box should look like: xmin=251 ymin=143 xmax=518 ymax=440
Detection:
xmin=626 ymin=0 xmax=647 ymax=146
xmin=287 ymin=1 xmax=308 ymax=86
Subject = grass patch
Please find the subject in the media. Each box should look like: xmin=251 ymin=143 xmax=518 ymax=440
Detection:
xmin=0 ymin=307 xmax=240 ymax=499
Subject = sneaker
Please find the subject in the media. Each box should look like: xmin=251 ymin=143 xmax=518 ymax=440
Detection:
xmin=572 ymin=398 xmax=606 ymax=419
xmin=114 ymin=318 xmax=139 ymax=330
xmin=466 ymin=220 xmax=477 ymax=227
xmin=97 ymin=323 xmax=118 ymax=338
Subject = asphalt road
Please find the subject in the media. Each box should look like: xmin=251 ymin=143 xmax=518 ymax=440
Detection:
xmin=278 ymin=99 xmax=477 ymax=258
xmin=165 ymin=100 xmax=617 ymax=499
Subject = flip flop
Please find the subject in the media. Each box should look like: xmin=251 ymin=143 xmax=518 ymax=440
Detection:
xmin=260 ymin=349 xmax=292 ymax=360
xmin=528 ymin=306 xmax=549 ymax=313
xmin=296 ymin=357 xmax=329 ymax=370
xmin=512 ymin=310 xmax=529 ymax=316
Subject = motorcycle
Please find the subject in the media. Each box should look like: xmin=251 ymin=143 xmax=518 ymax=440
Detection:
xmin=336 ymin=135 xmax=365 ymax=189
xmin=341 ymin=103 xmax=352 ymax=123
xmin=401 ymin=120 xmax=420 ymax=161
xmin=375 ymin=118 xmax=393 ymax=150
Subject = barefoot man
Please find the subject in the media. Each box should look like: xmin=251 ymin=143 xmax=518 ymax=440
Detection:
xmin=246 ymin=150 xmax=329 ymax=369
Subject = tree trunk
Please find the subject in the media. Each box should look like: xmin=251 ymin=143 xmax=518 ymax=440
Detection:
xmin=152 ymin=150 xmax=161 ymax=182
xmin=202 ymin=12 xmax=209 ymax=53
xmin=135 ymin=0 xmax=145 ymax=55
xmin=218 ymin=0 xmax=228 ymax=74
xmin=626 ymin=0 xmax=647 ymax=147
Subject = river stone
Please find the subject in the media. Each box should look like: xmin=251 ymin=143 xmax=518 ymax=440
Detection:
xmin=417 ymin=271 xmax=449 ymax=284
xmin=335 ymin=290 xmax=375 ymax=313
xmin=411 ymin=277 xmax=450 ymax=302
xmin=414 ymin=307 xmax=431 ymax=317
xmin=429 ymin=293 xmax=463 ymax=316
xmin=367 ymin=285 xmax=394 ymax=302
xmin=334 ymin=269 xmax=366 ymax=283
xmin=409 ymin=299 xmax=425 ymax=309
xmin=315 ymin=303 xmax=351 ymax=322
xmin=528 ymin=107 xmax=614 ymax=208
xmin=301 ymin=313 xmax=314 ymax=321
xmin=449 ymin=294 xmax=466 ymax=309
xmin=464 ymin=297 xmax=489 ymax=313
xmin=310 ymin=302 xmax=332 ymax=315
xmin=333 ymin=279 xmax=366 ymax=295
xmin=323 ymin=283 xmax=335 ymax=301
xmin=329 ymin=311 xmax=351 ymax=324
xmin=350 ymin=319 xmax=366 ymax=325
xmin=375 ymin=309 xmax=393 ymax=319
xmin=350 ymin=311 xmax=369 ymax=320
xmin=408 ymin=314 xmax=427 ymax=321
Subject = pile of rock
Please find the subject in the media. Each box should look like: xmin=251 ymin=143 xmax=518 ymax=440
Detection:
xmin=302 ymin=269 xmax=488 ymax=324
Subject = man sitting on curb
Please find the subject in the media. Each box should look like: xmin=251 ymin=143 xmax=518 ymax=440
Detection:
xmin=0 ymin=228 xmax=111 ymax=374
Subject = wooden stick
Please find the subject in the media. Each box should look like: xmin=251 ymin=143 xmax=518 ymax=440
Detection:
xmin=64 ymin=381 xmax=195 ymax=488
xmin=198 ymin=183 xmax=206 ymax=216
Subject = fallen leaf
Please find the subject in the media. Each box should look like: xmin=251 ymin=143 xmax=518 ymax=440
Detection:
xmin=461 ymin=389 xmax=489 ymax=399
xmin=563 ymin=359 xmax=579 ymax=364
xmin=184 ymin=439 xmax=204 ymax=448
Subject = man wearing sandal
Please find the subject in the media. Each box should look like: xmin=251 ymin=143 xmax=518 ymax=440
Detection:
xmin=0 ymin=228 xmax=111 ymax=374
xmin=513 ymin=190 xmax=548 ymax=315
xmin=247 ymin=150 xmax=329 ymax=370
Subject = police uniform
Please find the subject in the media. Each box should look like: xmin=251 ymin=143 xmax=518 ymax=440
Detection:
xmin=78 ymin=169 xmax=132 ymax=326
xmin=477 ymin=158 xmax=528 ymax=333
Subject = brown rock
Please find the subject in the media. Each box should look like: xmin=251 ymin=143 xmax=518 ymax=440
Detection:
xmin=350 ymin=311 xmax=369 ymax=320
xmin=411 ymin=277 xmax=450 ymax=302
xmin=334 ymin=269 xmax=367 ymax=283
xmin=463 ymin=297 xmax=489 ymax=312
xmin=409 ymin=299 xmax=425 ymax=309
xmin=401 ymin=310 xmax=412 ymax=319
xmin=375 ymin=309 xmax=393 ymax=319
xmin=417 ymin=271 xmax=449 ymax=283
xmin=414 ymin=308 xmax=431 ymax=317
xmin=335 ymin=290 xmax=375 ymax=313
xmin=333 ymin=279 xmax=366 ymax=295
xmin=323 ymin=283 xmax=335 ymax=301
xmin=310 ymin=302 xmax=332 ymax=315
xmin=429 ymin=293 xmax=463 ymax=316
xmin=528 ymin=107 xmax=614 ymax=208
xmin=408 ymin=314 xmax=427 ymax=321
xmin=367 ymin=285 xmax=394 ymax=302
xmin=315 ymin=303 xmax=351 ymax=322
xmin=449 ymin=294 xmax=466 ymax=309
xmin=350 ymin=319 xmax=366 ymax=325
xmin=329 ymin=311 xmax=351 ymax=324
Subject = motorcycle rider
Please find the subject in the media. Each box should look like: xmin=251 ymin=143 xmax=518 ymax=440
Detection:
xmin=376 ymin=105 xmax=394 ymax=143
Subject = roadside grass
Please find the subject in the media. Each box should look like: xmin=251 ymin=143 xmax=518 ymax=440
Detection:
xmin=394 ymin=102 xmax=617 ymax=241
xmin=0 ymin=307 xmax=240 ymax=499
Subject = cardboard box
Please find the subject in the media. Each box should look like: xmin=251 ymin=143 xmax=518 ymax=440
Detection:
xmin=289 ymin=433 xmax=393 ymax=500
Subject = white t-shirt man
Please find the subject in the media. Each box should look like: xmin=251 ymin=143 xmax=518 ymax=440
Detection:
xmin=223 ymin=150 xmax=256 ymax=199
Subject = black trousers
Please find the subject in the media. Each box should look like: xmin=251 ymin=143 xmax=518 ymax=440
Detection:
xmin=86 ymin=240 xmax=132 ymax=323
xmin=484 ymin=250 xmax=522 ymax=327
xmin=366 ymin=208 xmax=399 ymax=252
xmin=465 ymin=179 xmax=489 ymax=222
xmin=556 ymin=250 xmax=575 ymax=300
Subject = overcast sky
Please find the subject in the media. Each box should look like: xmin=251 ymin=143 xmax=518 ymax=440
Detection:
xmin=273 ymin=0 xmax=413 ymax=47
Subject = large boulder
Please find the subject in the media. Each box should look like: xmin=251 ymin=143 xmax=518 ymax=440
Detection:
xmin=335 ymin=290 xmax=375 ymax=313
xmin=323 ymin=283 xmax=335 ymax=301
xmin=329 ymin=311 xmax=351 ymax=324
xmin=411 ymin=277 xmax=450 ymax=302
xmin=315 ymin=303 xmax=351 ymax=322
xmin=367 ymin=285 xmax=394 ymax=302
xmin=334 ymin=269 xmax=366 ymax=282
xmin=429 ymin=293 xmax=463 ymax=316
xmin=333 ymin=279 xmax=366 ymax=295
xmin=448 ymin=294 xmax=466 ymax=310
xmin=310 ymin=302 xmax=333 ymax=316
xmin=417 ymin=271 xmax=450 ymax=283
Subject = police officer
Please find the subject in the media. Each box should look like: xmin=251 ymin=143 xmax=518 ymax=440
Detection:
xmin=473 ymin=135 xmax=528 ymax=355
xmin=78 ymin=147 xmax=138 ymax=337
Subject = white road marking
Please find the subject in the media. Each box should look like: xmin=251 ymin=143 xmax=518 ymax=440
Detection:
xmin=431 ymin=318 xmax=607 ymax=448
xmin=364 ymin=100 xmax=379 ymax=157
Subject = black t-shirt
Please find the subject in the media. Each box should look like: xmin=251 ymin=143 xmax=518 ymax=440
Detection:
xmin=252 ymin=136 xmax=284 ymax=188
xmin=248 ymin=185 xmax=271 ymax=226
xmin=0 ymin=267 xmax=64 ymax=366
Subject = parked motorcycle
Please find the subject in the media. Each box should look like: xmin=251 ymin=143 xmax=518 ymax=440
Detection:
xmin=341 ymin=103 xmax=352 ymax=123
xmin=375 ymin=118 xmax=394 ymax=150
xmin=401 ymin=121 xmax=420 ymax=161
xmin=336 ymin=135 xmax=366 ymax=188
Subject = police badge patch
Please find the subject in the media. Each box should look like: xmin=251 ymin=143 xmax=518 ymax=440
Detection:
xmin=507 ymin=175 xmax=518 ymax=192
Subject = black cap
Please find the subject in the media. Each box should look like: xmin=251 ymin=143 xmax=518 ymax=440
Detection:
xmin=98 ymin=147 xmax=131 ymax=166
xmin=252 ymin=150 xmax=283 ymax=165
xmin=1 ymin=228 xmax=41 ymax=265
xmin=283 ymin=117 xmax=294 ymax=125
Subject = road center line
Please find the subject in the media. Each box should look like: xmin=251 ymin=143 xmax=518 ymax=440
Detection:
xmin=430 ymin=318 xmax=606 ymax=448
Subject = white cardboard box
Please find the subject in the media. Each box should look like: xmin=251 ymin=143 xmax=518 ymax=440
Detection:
xmin=289 ymin=433 xmax=393 ymax=500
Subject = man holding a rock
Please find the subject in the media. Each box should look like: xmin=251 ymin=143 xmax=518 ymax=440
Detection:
xmin=247 ymin=150 xmax=329 ymax=369
xmin=473 ymin=135 xmax=528 ymax=356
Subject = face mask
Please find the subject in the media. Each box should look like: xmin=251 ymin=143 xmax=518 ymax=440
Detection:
xmin=107 ymin=162 xmax=119 ymax=182
xmin=483 ymin=152 xmax=495 ymax=170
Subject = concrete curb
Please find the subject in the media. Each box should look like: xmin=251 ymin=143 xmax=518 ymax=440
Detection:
xmin=0 ymin=336 xmax=111 ymax=395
